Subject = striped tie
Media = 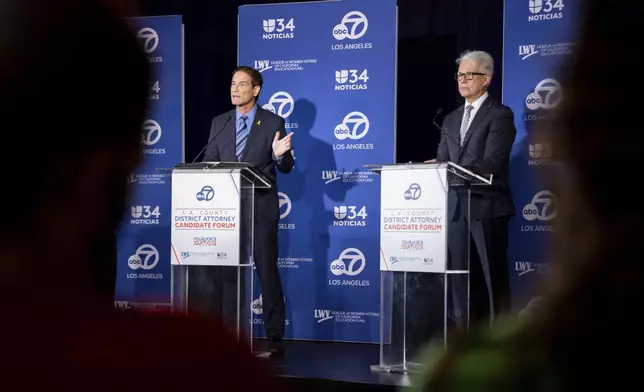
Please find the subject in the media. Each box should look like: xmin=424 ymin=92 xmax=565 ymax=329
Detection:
xmin=235 ymin=115 xmax=249 ymax=161
xmin=460 ymin=105 xmax=474 ymax=147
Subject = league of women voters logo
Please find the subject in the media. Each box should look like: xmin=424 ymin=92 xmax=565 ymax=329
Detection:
xmin=262 ymin=91 xmax=295 ymax=119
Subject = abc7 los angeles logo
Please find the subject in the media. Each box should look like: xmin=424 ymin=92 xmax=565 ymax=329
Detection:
xmin=522 ymin=191 xmax=557 ymax=221
xmin=332 ymin=11 xmax=368 ymax=40
xmin=334 ymin=112 xmax=369 ymax=141
xmin=330 ymin=248 xmax=366 ymax=276
xmin=136 ymin=28 xmax=158 ymax=54
xmin=196 ymin=185 xmax=215 ymax=201
xmin=127 ymin=244 xmax=159 ymax=270
xmin=525 ymin=79 xmax=562 ymax=110
xmin=141 ymin=119 xmax=162 ymax=146
xmin=278 ymin=192 xmax=291 ymax=220
xmin=262 ymin=91 xmax=294 ymax=119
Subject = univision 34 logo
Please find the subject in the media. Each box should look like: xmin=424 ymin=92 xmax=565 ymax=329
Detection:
xmin=262 ymin=18 xmax=295 ymax=40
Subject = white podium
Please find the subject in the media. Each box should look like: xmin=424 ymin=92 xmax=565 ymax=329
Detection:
xmin=169 ymin=162 xmax=270 ymax=352
xmin=366 ymin=162 xmax=492 ymax=374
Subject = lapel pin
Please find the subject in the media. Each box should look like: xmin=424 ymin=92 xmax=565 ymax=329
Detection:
xmin=257 ymin=120 xmax=261 ymax=125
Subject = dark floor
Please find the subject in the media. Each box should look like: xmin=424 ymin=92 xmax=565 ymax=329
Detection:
xmin=255 ymin=339 xmax=412 ymax=391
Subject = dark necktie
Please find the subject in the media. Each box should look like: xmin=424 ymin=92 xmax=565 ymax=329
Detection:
xmin=236 ymin=115 xmax=249 ymax=161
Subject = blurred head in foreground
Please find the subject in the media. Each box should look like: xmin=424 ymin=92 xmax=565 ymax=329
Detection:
xmin=0 ymin=0 xmax=148 ymax=302
xmin=422 ymin=0 xmax=642 ymax=390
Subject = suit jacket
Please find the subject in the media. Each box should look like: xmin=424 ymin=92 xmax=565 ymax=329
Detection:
xmin=436 ymin=96 xmax=516 ymax=220
xmin=203 ymin=106 xmax=294 ymax=222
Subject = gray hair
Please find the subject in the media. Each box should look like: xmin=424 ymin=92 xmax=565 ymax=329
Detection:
xmin=456 ymin=50 xmax=494 ymax=76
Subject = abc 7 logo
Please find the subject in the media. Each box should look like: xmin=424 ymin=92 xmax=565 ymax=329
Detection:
xmin=525 ymin=78 xmax=562 ymax=110
xmin=330 ymin=248 xmax=365 ymax=276
xmin=278 ymin=192 xmax=292 ymax=219
xmin=333 ymin=11 xmax=368 ymax=40
xmin=404 ymin=183 xmax=422 ymax=200
xmin=262 ymin=91 xmax=294 ymax=119
xmin=196 ymin=185 xmax=214 ymax=201
xmin=334 ymin=112 xmax=369 ymax=140
xmin=128 ymin=244 xmax=159 ymax=270
xmin=251 ymin=296 xmax=263 ymax=315
xmin=522 ymin=190 xmax=557 ymax=221
xmin=141 ymin=119 xmax=162 ymax=146
xmin=137 ymin=28 xmax=159 ymax=54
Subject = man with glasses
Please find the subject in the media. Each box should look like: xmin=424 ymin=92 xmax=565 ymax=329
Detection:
xmin=428 ymin=50 xmax=517 ymax=326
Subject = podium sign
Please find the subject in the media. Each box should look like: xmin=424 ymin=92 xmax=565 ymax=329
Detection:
xmin=169 ymin=163 xmax=270 ymax=355
xmin=379 ymin=165 xmax=448 ymax=273
xmin=368 ymin=162 xmax=492 ymax=374
xmin=171 ymin=170 xmax=242 ymax=266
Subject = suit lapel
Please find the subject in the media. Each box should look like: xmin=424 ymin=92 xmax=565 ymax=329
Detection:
xmin=449 ymin=106 xmax=464 ymax=161
xmin=241 ymin=107 xmax=265 ymax=161
xmin=220 ymin=110 xmax=236 ymax=161
xmin=459 ymin=97 xmax=492 ymax=158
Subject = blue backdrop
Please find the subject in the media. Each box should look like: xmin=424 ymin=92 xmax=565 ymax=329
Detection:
xmin=239 ymin=0 xmax=397 ymax=342
xmin=115 ymin=16 xmax=184 ymax=311
xmin=502 ymin=0 xmax=581 ymax=315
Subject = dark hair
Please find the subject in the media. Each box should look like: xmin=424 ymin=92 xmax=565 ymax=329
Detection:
xmin=0 ymin=0 xmax=150 ymax=235
xmin=232 ymin=65 xmax=263 ymax=101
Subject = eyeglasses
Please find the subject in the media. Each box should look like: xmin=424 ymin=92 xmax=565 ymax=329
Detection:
xmin=455 ymin=72 xmax=486 ymax=81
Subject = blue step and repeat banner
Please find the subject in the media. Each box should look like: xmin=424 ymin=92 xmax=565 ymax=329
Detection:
xmin=114 ymin=16 xmax=184 ymax=311
xmin=239 ymin=0 xmax=397 ymax=342
xmin=502 ymin=0 xmax=581 ymax=316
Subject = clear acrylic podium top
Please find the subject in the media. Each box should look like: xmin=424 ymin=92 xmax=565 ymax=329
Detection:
xmin=173 ymin=161 xmax=272 ymax=189
xmin=364 ymin=161 xmax=493 ymax=186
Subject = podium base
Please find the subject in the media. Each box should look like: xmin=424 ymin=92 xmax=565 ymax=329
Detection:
xmin=370 ymin=362 xmax=423 ymax=374
xmin=254 ymin=351 xmax=272 ymax=359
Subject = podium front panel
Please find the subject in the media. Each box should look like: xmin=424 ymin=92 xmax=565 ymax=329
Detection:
xmin=379 ymin=166 xmax=448 ymax=273
xmin=170 ymin=169 xmax=243 ymax=266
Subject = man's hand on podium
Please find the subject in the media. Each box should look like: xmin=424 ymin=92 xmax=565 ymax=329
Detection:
xmin=424 ymin=159 xmax=437 ymax=163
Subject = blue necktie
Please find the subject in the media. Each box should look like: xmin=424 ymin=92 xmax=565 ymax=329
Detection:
xmin=235 ymin=116 xmax=249 ymax=161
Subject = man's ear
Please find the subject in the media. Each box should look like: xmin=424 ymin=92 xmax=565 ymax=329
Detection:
xmin=484 ymin=74 xmax=492 ymax=88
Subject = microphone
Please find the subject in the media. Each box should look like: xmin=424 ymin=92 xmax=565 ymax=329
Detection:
xmin=431 ymin=108 xmax=494 ymax=185
xmin=432 ymin=108 xmax=479 ymax=164
xmin=432 ymin=108 xmax=444 ymax=131
xmin=191 ymin=115 xmax=232 ymax=163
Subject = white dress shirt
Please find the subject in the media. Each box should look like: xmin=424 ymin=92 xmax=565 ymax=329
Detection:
xmin=461 ymin=91 xmax=488 ymax=131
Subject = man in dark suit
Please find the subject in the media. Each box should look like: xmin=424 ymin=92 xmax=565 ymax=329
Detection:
xmin=428 ymin=50 xmax=516 ymax=325
xmin=201 ymin=66 xmax=294 ymax=356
